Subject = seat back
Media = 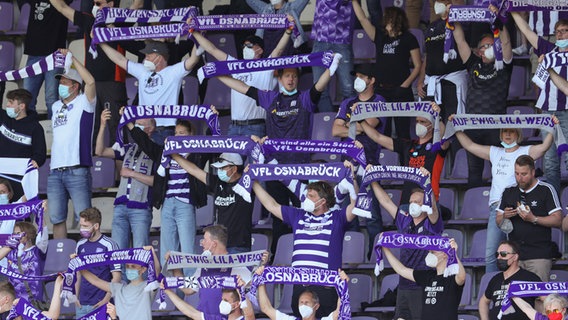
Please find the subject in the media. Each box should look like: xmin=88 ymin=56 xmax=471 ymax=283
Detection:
xmin=44 ymin=238 xmax=77 ymax=274
xmin=0 ymin=41 xmax=15 ymax=71
xmin=342 ymin=231 xmax=366 ymax=266
xmin=459 ymin=187 xmax=491 ymax=220
xmin=352 ymin=29 xmax=376 ymax=63
xmin=91 ymin=157 xmax=116 ymax=191
xmin=348 ymin=274 xmax=373 ymax=312
xmin=182 ymin=76 xmax=200 ymax=105
xmin=251 ymin=233 xmax=269 ymax=252
xmin=203 ymin=77 xmax=231 ymax=110
xmin=311 ymin=112 xmax=338 ymax=141
xmin=273 ymin=233 xmax=294 ymax=266
xmin=0 ymin=2 xmax=14 ymax=31
xmin=204 ymin=33 xmax=238 ymax=63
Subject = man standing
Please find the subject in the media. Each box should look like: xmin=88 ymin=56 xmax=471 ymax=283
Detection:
xmin=497 ymin=155 xmax=562 ymax=282
xmin=480 ymin=240 xmax=541 ymax=320
xmin=99 ymin=40 xmax=200 ymax=145
xmin=48 ymin=50 xmax=96 ymax=239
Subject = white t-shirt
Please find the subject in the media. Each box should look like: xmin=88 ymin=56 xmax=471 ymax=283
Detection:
xmin=128 ymin=61 xmax=190 ymax=127
xmin=276 ymin=310 xmax=333 ymax=320
xmin=50 ymin=93 xmax=96 ymax=169
xmin=228 ymin=55 xmax=277 ymax=121
xmin=489 ymin=145 xmax=531 ymax=205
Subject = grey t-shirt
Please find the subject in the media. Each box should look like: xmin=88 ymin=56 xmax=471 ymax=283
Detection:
xmin=111 ymin=282 xmax=155 ymax=320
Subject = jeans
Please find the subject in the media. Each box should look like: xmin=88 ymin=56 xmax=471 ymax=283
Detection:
xmin=23 ymin=55 xmax=62 ymax=118
xmin=541 ymin=109 xmax=568 ymax=197
xmin=75 ymin=304 xmax=94 ymax=318
xmin=151 ymin=126 xmax=175 ymax=146
xmin=312 ymin=42 xmax=354 ymax=112
xmin=227 ymin=123 xmax=266 ymax=138
xmin=485 ymin=202 xmax=506 ymax=273
xmin=111 ymin=204 xmax=152 ymax=250
xmin=160 ymin=197 xmax=196 ymax=276
xmin=47 ymin=167 xmax=92 ymax=224
xmin=366 ymin=0 xmax=383 ymax=27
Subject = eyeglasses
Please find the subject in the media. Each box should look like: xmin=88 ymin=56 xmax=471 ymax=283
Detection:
xmin=94 ymin=1 xmax=105 ymax=6
xmin=243 ymin=43 xmax=254 ymax=49
xmin=478 ymin=43 xmax=493 ymax=50
xmin=495 ymin=251 xmax=516 ymax=258
xmin=555 ymin=29 xmax=568 ymax=36
xmin=546 ymin=308 xmax=562 ymax=315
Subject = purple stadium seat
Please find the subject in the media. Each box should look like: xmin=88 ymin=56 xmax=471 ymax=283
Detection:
xmin=203 ymin=77 xmax=231 ymax=110
xmin=342 ymin=231 xmax=366 ymax=267
xmin=352 ymin=29 xmax=376 ymax=63
xmin=273 ymin=233 xmax=293 ymax=266
xmin=44 ymin=238 xmax=77 ymax=274
xmin=125 ymin=77 xmax=138 ymax=105
xmin=443 ymin=149 xmax=492 ymax=184
xmin=0 ymin=41 xmax=15 ymax=71
xmin=196 ymin=195 xmax=214 ymax=228
xmin=464 ymin=271 xmax=499 ymax=310
xmin=91 ymin=156 xmax=115 ymax=190
xmin=459 ymin=273 xmax=472 ymax=309
xmin=204 ymin=33 xmax=237 ymax=63
xmin=364 ymin=273 xmax=398 ymax=312
xmin=549 ymin=270 xmax=568 ymax=282
xmin=278 ymin=284 xmax=294 ymax=314
xmin=441 ymin=228 xmax=464 ymax=258
xmin=14 ymin=3 xmax=29 ymax=34
xmin=0 ymin=2 xmax=14 ymax=31
xmin=311 ymin=112 xmax=339 ymax=141
xmin=182 ymin=76 xmax=200 ymax=105
xmin=361 ymin=234 xmax=400 ymax=269
xmin=379 ymin=149 xmax=400 ymax=166
xmin=447 ymin=187 xmax=490 ymax=225
xmin=251 ymin=233 xmax=269 ymax=252
xmin=348 ymin=274 xmax=373 ymax=312
xmin=439 ymin=187 xmax=456 ymax=217
xmin=508 ymin=65 xmax=528 ymax=100
xmin=561 ymin=187 xmax=568 ymax=216
xmin=462 ymin=229 xmax=487 ymax=267
xmin=380 ymin=189 xmax=402 ymax=227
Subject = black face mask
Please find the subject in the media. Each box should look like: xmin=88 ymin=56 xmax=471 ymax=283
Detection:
xmin=497 ymin=259 xmax=509 ymax=271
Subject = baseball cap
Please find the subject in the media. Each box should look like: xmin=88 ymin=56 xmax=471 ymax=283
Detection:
xmin=140 ymin=41 xmax=169 ymax=56
xmin=55 ymin=68 xmax=83 ymax=84
xmin=244 ymin=35 xmax=265 ymax=50
xmin=350 ymin=63 xmax=375 ymax=78
xmin=211 ymin=153 xmax=244 ymax=168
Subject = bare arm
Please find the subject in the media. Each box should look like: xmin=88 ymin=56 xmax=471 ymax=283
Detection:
xmin=0 ymin=247 xmax=11 ymax=261
xmin=80 ymin=269 xmax=111 ymax=293
xmin=270 ymin=15 xmax=294 ymax=58
xmin=191 ymin=31 xmax=228 ymax=61
xmin=370 ymin=181 xmax=398 ymax=218
xmin=562 ymin=215 xmax=568 ymax=232
xmin=345 ymin=196 xmax=357 ymax=222
xmin=453 ymin=131 xmax=491 ymax=160
xmin=171 ymin=153 xmax=207 ymax=184
xmin=95 ymin=109 xmax=116 ymax=158
xmin=452 ymin=239 xmax=466 ymax=286
xmin=184 ymin=45 xmax=200 ymax=72
xmin=501 ymin=25 xmax=513 ymax=63
xmin=49 ymin=0 xmax=75 ymax=21
xmin=252 ymin=181 xmax=283 ymax=220
xmin=99 ymin=43 xmax=129 ymax=70
xmin=217 ymin=75 xmax=251 ymax=95
xmin=452 ymin=22 xmax=472 ymax=63
xmin=258 ymin=283 xmax=277 ymax=320
xmin=401 ymin=48 xmax=422 ymax=88
xmin=164 ymin=289 xmax=202 ymax=319
xmin=352 ymin=0 xmax=376 ymax=40
xmin=120 ymin=167 xmax=154 ymax=186
xmin=332 ymin=117 xmax=379 ymax=138
xmin=528 ymin=132 xmax=554 ymax=160
xmin=511 ymin=297 xmax=538 ymax=320
xmin=42 ymin=276 xmax=64 ymax=319
xmin=360 ymin=120 xmax=394 ymax=150
xmin=383 ymin=246 xmax=415 ymax=282
xmin=549 ymin=69 xmax=568 ymax=95
xmin=511 ymin=12 xmax=539 ymax=49
xmin=417 ymin=54 xmax=427 ymax=98
xmin=478 ymin=294 xmax=491 ymax=320
xmin=314 ymin=68 xmax=333 ymax=92
xmin=70 ymin=54 xmax=96 ymax=103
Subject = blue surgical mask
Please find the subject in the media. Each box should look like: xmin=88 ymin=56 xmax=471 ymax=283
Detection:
xmin=501 ymin=141 xmax=518 ymax=149
xmin=280 ymin=86 xmax=297 ymax=95
xmin=556 ymin=39 xmax=568 ymax=49
xmin=58 ymin=85 xmax=71 ymax=99
xmin=218 ymin=168 xmax=232 ymax=182
xmin=0 ymin=194 xmax=8 ymax=205
xmin=6 ymin=107 xmax=18 ymax=119
xmin=125 ymin=268 xmax=140 ymax=281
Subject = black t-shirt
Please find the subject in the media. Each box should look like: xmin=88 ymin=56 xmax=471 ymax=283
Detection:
xmin=393 ymin=138 xmax=446 ymax=201
xmin=374 ymin=31 xmax=419 ymax=87
xmin=24 ymin=0 xmax=71 ymax=55
xmin=465 ymin=53 xmax=513 ymax=114
xmin=424 ymin=19 xmax=466 ymax=76
xmin=485 ymin=268 xmax=541 ymax=320
xmin=413 ymin=269 xmax=463 ymax=320
xmin=207 ymin=172 xmax=253 ymax=249
xmin=499 ymin=181 xmax=561 ymax=260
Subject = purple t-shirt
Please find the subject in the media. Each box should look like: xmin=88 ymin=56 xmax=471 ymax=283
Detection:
xmin=197 ymin=267 xmax=231 ymax=315
xmin=311 ymin=0 xmax=353 ymax=44
xmin=282 ymin=206 xmax=348 ymax=270
xmin=535 ymin=312 xmax=547 ymax=320
xmin=252 ymin=88 xmax=318 ymax=163
xmin=7 ymin=246 xmax=46 ymax=300
xmin=534 ymin=37 xmax=567 ymax=112
xmin=395 ymin=208 xmax=444 ymax=289
xmin=76 ymin=235 xmax=121 ymax=305
xmin=336 ymin=94 xmax=387 ymax=164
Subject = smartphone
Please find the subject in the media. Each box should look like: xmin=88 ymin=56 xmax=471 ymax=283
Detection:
xmin=104 ymin=102 xmax=111 ymax=111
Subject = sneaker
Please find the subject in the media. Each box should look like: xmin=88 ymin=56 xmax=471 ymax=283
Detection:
xmin=512 ymin=44 xmax=528 ymax=56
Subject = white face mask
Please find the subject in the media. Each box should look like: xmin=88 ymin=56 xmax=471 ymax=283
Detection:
xmin=301 ymin=198 xmax=322 ymax=213
xmin=270 ymin=0 xmax=282 ymax=5
xmin=434 ymin=1 xmax=447 ymax=15
xmin=299 ymin=305 xmax=314 ymax=318
xmin=425 ymin=252 xmax=438 ymax=268
xmin=408 ymin=203 xmax=423 ymax=218
xmin=143 ymin=59 xmax=156 ymax=72
xmin=243 ymin=47 xmax=255 ymax=60
xmin=415 ymin=123 xmax=429 ymax=138
xmin=484 ymin=46 xmax=495 ymax=60
xmin=91 ymin=5 xmax=99 ymax=17
xmin=353 ymin=77 xmax=367 ymax=93
xmin=218 ymin=300 xmax=232 ymax=315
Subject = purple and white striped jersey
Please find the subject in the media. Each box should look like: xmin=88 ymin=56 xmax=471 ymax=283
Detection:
xmin=535 ymin=37 xmax=568 ymax=112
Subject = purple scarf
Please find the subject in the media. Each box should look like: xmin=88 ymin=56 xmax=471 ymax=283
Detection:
xmin=234 ymin=162 xmax=354 ymax=203
xmin=78 ymin=304 xmax=109 ymax=320
xmin=443 ymin=114 xmax=568 ymax=155
xmin=7 ymin=299 xmax=50 ymax=320
xmin=0 ymin=51 xmax=71 ymax=81
xmin=61 ymin=248 xmax=158 ymax=307
xmin=249 ymin=266 xmax=350 ymax=320
xmin=94 ymin=7 xmax=195 ymax=27
xmin=533 ymin=51 xmax=568 ymax=89
xmin=354 ymin=165 xmax=433 ymax=218
xmin=0 ymin=198 xmax=45 ymax=236
xmin=261 ymin=139 xmax=367 ymax=166
xmin=374 ymin=232 xmax=459 ymax=277
xmin=114 ymin=105 xmax=219 ymax=149
xmin=197 ymin=51 xmax=334 ymax=83
xmin=0 ymin=264 xmax=58 ymax=283
xmin=189 ymin=14 xmax=294 ymax=32
xmin=499 ymin=281 xmax=568 ymax=319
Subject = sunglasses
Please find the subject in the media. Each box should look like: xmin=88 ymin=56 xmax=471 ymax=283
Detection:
xmin=478 ymin=43 xmax=493 ymax=50
xmin=243 ymin=43 xmax=255 ymax=49
xmin=495 ymin=251 xmax=516 ymax=258
xmin=546 ymin=309 xmax=563 ymax=315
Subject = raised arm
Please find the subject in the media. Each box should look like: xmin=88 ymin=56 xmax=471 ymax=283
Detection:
xmin=352 ymin=0 xmax=376 ymax=41
xmin=452 ymin=22 xmax=472 ymax=63
xmin=95 ymin=109 xmax=116 ymax=158
xmin=549 ymin=68 xmax=568 ymax=95
xmin=383 ymin=246 xmax=415 ymax=282
xmin=500 ymin=25 xmax=513 ymax=63
xmin=511 ymin=12 xmax=539 ymax=49
xmin=453 ymin=131 xmax=491 ymax=160
xmin=252 ymin=181 xmax=283 ymax=220
xmin=255 ymin=266 xmax=277 ymax=320
xmin=69 ymin=52 xmax=96 ymax=103
xmin=80 ymin=269 xmax=111 ymax=293
xmin=217 ymin=75 xmax=251 ymax=95
xmin=184 ymin=45 xmax=201 ymax=72
xmin=171 ymin=154 xmax=207 ymax=184
xmin=164 ymin=289 xmax=202 ymax=319
xmin=511 ymin=297 xmax=538 ymax=320
xmin=99 ymin=43 xmax=129 ymax=70
xmin=314 ymin=68 xmax=333 ymax=93
xmin=191 ymin=30 xmax=229 ymax=61
xmin=450 ymin=238 xmax=466 ymax=286
xmin=371 ymin=181 xmax=398 ymax=218
xmin=49 ymin=0 xmax=75 ymax=21
xmin=42 ymin=275 xmax=64 ymax=319
xmin=270 ymin=15 xmax=294 ymax=58
xmin=528 ymin=120 xmax=556 ymax=160
xmin=359 ymin=120 xmax=394 ymax=151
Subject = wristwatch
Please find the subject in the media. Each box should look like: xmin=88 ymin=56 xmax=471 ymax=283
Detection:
xmin=532 ymin=217 xmax=539 ymax=225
